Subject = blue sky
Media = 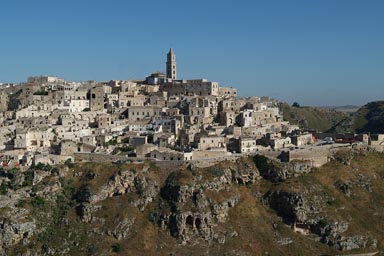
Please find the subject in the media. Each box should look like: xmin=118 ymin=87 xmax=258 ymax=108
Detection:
xmin=1 ymin=0 xmax=383 ymax=106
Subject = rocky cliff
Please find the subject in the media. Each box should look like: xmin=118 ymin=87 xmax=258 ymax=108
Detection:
xmin=1 ymin=151 xmax=384 ymax=255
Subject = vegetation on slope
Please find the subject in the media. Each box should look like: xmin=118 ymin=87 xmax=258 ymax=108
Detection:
xmin=328 ymin=101 xmax=384 ymax=134
xmin=279 ymin=102 xmax=348 ymax=132
xmin=2 ymin=151 xmax=384 ymax=255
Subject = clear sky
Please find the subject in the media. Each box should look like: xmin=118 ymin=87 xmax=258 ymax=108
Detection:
xmin=1 ymin=0 xmax=383 ymax=106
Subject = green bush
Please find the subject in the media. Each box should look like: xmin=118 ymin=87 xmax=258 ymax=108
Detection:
xmin=33 ymin=162 xmax=52 ymax=171
xmin=53 ymin=194 xmax=71 ymax=224
xmin=51 ymin=167 xmax=59 ymax=176
xmin=121 ymin=137 xmax=129 ymax=144
xmin=37 ymin=227 xmax=54 ymax=243
xmin=117 ymin=145 xmax=134 ymax=152
xmin=252 ymin=154 xmax=270 ymax=175
xmin=9 ymin=167 xmax=19 ymax=175
xmin=111 ymin=243 xmax=122 ymax=253
xmin=107 ymin=138 xmax=118 ymax=146
xmin=35 ymin=162 xmax=46 ymax=170
xmin=64 ymin=159 xmax=74 ymax=168
xmin=292 ymin=102 xmax=301 ymax=108
xmin=33 ymin=90 xmax=48 ymax=96
xmin=148 ymin=211 xmax=160 ymax=224
xmin=22 ymin=171 xmax=34 ymax=187
xmin=16 ymin=199 xmax=27 ymax=208
xmin=60 ymin=178 xmax=76 ymax=199
xmin=209 ymin=168 xmax=225 ymax=177
xmin=31 ymin=196 xmax=46 ymax=208
xmin=0 ymin=183 xmax=8 ymax=195
xmin=149 ymin=161 xmax=159 ymax=170
xmin=75 ymin=185 xmax=92 ymax=202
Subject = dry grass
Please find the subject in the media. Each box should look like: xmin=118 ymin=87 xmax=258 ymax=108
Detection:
xmin=7 ymin=152 xmax=384 ymax=255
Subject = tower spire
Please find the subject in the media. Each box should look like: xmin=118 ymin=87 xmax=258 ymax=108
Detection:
xmin=166 ymin=48 xmax=177 ymax=80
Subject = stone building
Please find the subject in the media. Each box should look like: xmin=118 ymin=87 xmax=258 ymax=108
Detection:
xmin=290 ymin=133 xmax=314 ymax=146
xmin=160 ymin=79 xmax=219 ymax=97
xmin=150 ymin=147 xmax=185 ymax=161
xmin=59 ymin=140 xmax=78 ymax=155
xmin=270 ymin=136 xmax=292 ymax=149
xmin=239 ymin=137 xmax=263 ymax=154
xmin=16 ymin=105 xmax=52 ymax=119
xmin=136 ymin=144 xmax=158 ymax=158
xmin=27 ymin=76 xmax=64 ymax=84
xmin=129 ymin=136 xmax=147 ymax=147
xmin=146 ymin=72 xmax=166 ymax=85
xmin=219 ymin=111 xmax=236 ymax=127
xmin=219 ymin=87 xmax=237 ymax=98
xmin=198 ymin=136 xmax=226 ymax=151
xmin=166 ymin=48 xmax=177 ymax=80
xmin=126 ymin=106 xmax=163 ymax=121
xmin=69 ymin=99 xmax=89 ymax=112
xmin=370 ymin=135 xmax=384 ymax=152
xmin=118 ymin=93 xmax=146 ymax=107
xmin=152 ymin=119 xmax=182 ymax=136
xmin=97 ymin=114 xmax=116 ymax=129
xmin=14 ymin=127 xmax=53 ymax=151
xmin=89 ymin=86 xmax=105 ymax=111
xmin=219 ymin=98 xmax=246 ymax=112
xmin=238 ymin=109 xmax=277 ymax=127
xmin=0 ymin=90 xmax=9 ymax=111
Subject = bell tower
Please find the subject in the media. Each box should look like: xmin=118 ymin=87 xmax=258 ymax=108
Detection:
xmin=166 ymin=48 xmax=177 ymax=80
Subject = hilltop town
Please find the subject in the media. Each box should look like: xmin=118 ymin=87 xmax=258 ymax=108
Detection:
xmin=0 ymin=49 xmax=383 ymax=168
xmin=1 ymin=50 xmax=384 ymax=256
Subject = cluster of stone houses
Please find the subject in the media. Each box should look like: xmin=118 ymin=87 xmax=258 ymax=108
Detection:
xmin=1 ymin=49 xmax=381 ymax=167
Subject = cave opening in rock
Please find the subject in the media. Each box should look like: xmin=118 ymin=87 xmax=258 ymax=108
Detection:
xmin=195 ymin=218 xmax=202 ymax=229
xmin=186 ymin=216 xmax=194 ymax=226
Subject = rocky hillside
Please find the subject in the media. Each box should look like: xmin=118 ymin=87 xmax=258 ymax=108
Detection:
xmin=1 ymin=151 xmax=384 ymax=255
xmin=279 ymin=103 xmax=348 ymax=132
xmin=328 ymin=101 xmax=384 ymax=134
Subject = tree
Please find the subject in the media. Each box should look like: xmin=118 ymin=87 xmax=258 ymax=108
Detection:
xmin=292 ymin=102 xmax=301 ymax=108
xmin=111 ymin=244 xmax=122 ymax=252
xmin=64 ymin=158 xmax=74 ymax=168
xmin=252 ymin=154 xmax=270 ymax=175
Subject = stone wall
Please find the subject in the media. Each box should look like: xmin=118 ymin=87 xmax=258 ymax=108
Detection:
xmin=261 ymin=143 xmax=366 ymax=167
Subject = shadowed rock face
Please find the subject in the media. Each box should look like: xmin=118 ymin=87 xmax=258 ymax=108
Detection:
xmin=159 ymin=159 xmax=254 ymax=244
xmin=263 ymin=190 xmax=321 ymax=224
xmin=74 ymin=157 xmax=260 ymax=245
xmin=0 ymin=217 xmax=36 ymax=250
xmin=262 ymin=160 xmax=313 ymax=182
xmin=263 ymin=187 xmax=377 ymax=251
